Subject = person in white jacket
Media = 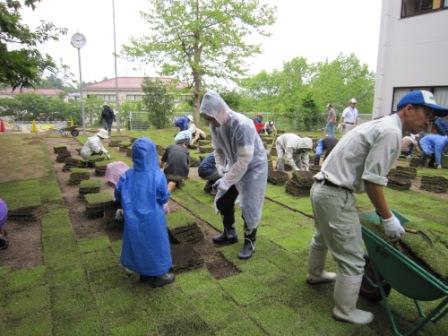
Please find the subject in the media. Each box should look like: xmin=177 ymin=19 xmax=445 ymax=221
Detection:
xmin=200 ymin=90 xmax=268 ymax=260
xmin=80 ymin=129 xmax=110 ymax=160
xmin=275 ymin=133 xmax=313 ymax=171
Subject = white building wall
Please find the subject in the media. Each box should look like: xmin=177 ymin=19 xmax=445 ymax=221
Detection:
xmin=373 ymin=1 xmax=448 ymax=118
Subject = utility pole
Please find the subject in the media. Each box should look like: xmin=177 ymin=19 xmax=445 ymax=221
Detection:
xmin=112 ymin=0 xmax=121 ymax=132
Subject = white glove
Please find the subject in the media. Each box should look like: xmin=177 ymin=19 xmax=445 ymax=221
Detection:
xmin=163 ymin=203 xmax=170 ymax=214
xmin=380 ymin=214 xmax=405 ymax=241
xmin=212 ymin=178 xmax=229 ymax=194
xmin=115 ymin=209 xmax=124 ymax=221
xmin=216 ymin=164 xmax=225 ymax=177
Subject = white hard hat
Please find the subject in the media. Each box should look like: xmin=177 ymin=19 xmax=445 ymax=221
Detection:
xmin=350 ymin=98 xmax=357 ymax=104
xmin=97 ymin=129 xmax=109 ymax=139
xmin=187 ymin=115 xmax=193 ymax=121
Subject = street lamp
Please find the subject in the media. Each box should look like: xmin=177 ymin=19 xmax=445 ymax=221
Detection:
xmin=71 ymin=32 xmax=87 ymax=134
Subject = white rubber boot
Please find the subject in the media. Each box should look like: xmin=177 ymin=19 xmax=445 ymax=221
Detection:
xmin=332 ymin=273 xmax=374 ymax=325
xmin=306 ymin=248 xmax=336 ymax=284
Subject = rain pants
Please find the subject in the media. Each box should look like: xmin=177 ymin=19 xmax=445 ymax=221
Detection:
xmin=200 ymin=90 xmax=268 ymax=229
xmin=115 ymin=137 xmax=172 ymax=276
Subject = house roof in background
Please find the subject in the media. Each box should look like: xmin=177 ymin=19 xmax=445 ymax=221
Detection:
xmin=84 ymin=76 xmax=188 ymax=91
xmin=0 ymin=88 xmax=64 ymax=96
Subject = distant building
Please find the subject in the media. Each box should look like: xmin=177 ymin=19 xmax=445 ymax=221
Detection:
xmin=373 ymin=0 xmax=448 ymax=118
xmin=83 ymin=76 xmax=189 ymax=104
xmin=0 ymin=87 xmax=64 ymax=99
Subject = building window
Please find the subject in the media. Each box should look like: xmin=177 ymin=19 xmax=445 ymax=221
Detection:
xmin=126 ymin=95 xmax=143 ymax=101
xmin=392 ymin=86 xmax=448 ymax=111
xmin=401 ymin=0 xmax=448 ymax=18
xmin=98 ymin=95 xmax=116 ymax=103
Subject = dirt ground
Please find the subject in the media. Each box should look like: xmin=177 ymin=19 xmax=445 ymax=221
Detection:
xmin=0 ymin=219 xmax=42 ymax=270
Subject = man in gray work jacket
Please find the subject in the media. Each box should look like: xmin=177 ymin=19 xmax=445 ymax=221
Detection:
xmin=306 ymin=90 xmax=448 ymax=325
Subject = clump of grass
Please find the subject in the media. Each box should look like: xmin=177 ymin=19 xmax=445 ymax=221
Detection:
xmin=0 ymin=179 xmax=41 ymax=210
xmin=85 ymin=192 xmax=114 ymax=205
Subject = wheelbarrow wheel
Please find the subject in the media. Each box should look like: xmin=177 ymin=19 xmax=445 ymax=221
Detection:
xmin=360 ymin=255 xmax=391 ymax=302
xmin=70 ymin=129 xmax=79 ymax=137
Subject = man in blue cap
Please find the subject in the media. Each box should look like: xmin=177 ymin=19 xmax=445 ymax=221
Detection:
xmin=306 ymin=90 xmax=448 ymax=325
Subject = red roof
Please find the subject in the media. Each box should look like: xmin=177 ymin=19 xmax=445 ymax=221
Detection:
xmin=0 ymin=88 xmax=64 ymax=96
xmin=84 ymin=77 xmax=188 ymax=91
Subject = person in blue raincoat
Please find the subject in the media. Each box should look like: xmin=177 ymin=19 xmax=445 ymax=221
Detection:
xmin=200 ymin=90 xmax=268 ymax=260
xmin=115 ymin=137 xmax=175 ymax=287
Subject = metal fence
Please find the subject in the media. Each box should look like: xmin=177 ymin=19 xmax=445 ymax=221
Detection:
xmin=129 ymin=112 xmax=151 ymax=131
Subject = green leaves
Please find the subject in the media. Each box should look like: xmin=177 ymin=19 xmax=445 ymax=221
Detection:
xmin=124 ymin=0 xmax=276 ymax=122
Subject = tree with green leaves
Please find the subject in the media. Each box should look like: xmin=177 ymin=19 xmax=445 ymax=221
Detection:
xmin=124 ymin=0 xmax=276 ymax=124
xmin=0 ymin=0 xmax=66 ymax=89
xmin=142 ymin=78 xmax=174 ymax=129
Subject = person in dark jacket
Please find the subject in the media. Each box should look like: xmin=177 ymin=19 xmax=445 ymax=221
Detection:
xmin=198 ymin=153 xmax=220 ymax=194
xmin=115 ymin=137 xmax=175 ymax=287
xmin=161 ymin=139 xmax=190 ymax=191
xmin=101 ymin=105 xmax=116 ymax=136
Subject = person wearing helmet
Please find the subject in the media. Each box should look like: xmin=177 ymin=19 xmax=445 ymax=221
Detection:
xmin=341 ymin=98 xmax=359 ymax=135
xmin=307 ymin=90 xmax=447 ymax=325
xmin=80 ymin=129 xmax=111 ymax=160
xmin=275 ymin=133 xmax=313 ymax=171
xmin=200 ymin=90 xmax=268 ymax=260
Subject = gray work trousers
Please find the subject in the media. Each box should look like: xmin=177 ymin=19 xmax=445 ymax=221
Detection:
xmin=309 ymin=181 xmax=365 ymax=276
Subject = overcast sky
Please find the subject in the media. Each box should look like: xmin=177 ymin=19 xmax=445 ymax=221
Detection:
xmin=22 ymin=0 xmax=382 ymax=83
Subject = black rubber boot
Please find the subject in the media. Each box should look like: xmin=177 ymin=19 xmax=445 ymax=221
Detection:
xmin=238 ymin=228 xmax=257 ymax=260
xmin=212 ymin=225 xmax=238 ymax=245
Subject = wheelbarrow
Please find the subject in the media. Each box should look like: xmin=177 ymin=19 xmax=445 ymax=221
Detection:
xmin=58 ymin=125 xmax=80 ymax=137
xmin=359 ymin=211 xmax=448 ymax=336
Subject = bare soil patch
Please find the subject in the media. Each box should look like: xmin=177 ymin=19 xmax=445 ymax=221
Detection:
xmin=170 ymin=199 xmax=240 ymax=279
xmin=0 ymin=219 xmax=42 ymax=270
xmin=45 ymin=137 xmax=121 ymax=241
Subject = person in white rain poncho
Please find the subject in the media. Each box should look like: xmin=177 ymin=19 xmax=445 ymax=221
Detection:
xmin=80 ymin=129 xmax=110 ymax=160
xmin=275 ymin=133 xmax=313 ymax=171
xmin=200 ymin=91 xmax=268 ymax=260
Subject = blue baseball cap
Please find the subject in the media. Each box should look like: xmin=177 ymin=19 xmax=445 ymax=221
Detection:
xmin=397 ymin=90 xmax=448 ymax=117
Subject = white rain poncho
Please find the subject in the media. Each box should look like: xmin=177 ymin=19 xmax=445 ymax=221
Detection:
xmin=174 ymin=124 xmax=196 ymax=145
xmin=80 ymin=135 xmax=108 ymax=160
xmin=275 ymin=133 xmax=313 ymax=171
xmin=200 ymin=91 xmax=268 ymax=229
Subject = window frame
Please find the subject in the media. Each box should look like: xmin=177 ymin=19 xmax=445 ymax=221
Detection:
xmin=391 ymin=86 xmax=448 ymax=112
xmin=401 ymin=0 xmax=448 ymax=18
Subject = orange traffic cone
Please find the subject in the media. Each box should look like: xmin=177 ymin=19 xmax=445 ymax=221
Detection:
xmin=0 ymin=119 xmax=5 ymax=132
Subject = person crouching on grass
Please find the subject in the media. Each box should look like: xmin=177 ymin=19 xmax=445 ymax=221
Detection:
xmin=161 ymin=139 xmax=190 ymax=192
xmin=115 ymin=137 xmax=175 ymax=287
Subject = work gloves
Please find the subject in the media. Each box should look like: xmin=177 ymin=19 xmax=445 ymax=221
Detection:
xmin=216 ymin=164 xmax=226 ymax=177
xmin=380 ymin=214 xmax=405 ymax=241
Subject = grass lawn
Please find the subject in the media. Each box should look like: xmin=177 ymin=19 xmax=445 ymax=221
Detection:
xmin=0 ymin=129 xmax=447 ymax=336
